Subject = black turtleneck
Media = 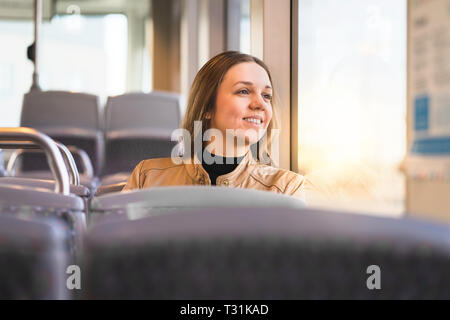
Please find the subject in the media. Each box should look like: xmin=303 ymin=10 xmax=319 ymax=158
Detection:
xmin=201 ymin=150 xmax=244 ymax=185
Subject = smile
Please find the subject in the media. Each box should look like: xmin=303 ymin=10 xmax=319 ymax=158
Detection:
xmin=243 ymin=117 xmax=263 ymax=125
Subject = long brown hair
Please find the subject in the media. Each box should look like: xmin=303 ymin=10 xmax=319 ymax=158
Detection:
xmin=180 ymin=51 xmax=279 ymax=164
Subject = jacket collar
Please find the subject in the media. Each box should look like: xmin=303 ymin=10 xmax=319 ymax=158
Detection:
xmin=184 ymin=149 xmax=258 ymax=185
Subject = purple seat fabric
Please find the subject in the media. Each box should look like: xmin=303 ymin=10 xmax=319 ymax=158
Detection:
xmin=0 ymin=214 xmax=69 ymax=299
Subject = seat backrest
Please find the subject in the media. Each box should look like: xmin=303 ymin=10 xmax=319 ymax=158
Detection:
xmin=20 ymin=91 xmax=103 ymax=174
xmin=21 ymin=90 xmax=101 ymax=131
xmin=84 ymin=207 xmax=450 ymax=299
xmin=102 ymin=92 xmax=182 ymax=176
xmin=90 ymin=186 xmax=306 ymax=224
xmin=104 ymin=91 xmax=182 ymax=135
xmin=102 ymin=138 xmax=177 ymax=176
xmin=0 ymin=184 xmax=86 ymax=259
xmin=0 ymin=215 xmax=69 ymax=299
xmin=0 ymin=177 xmax=91 ymax=198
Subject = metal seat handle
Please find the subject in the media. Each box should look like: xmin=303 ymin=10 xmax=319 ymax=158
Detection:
xmin=55 ymin=142 xmax=80 ymax=186
xmin=0 ymin=127 xmax=70 ymax=195
xmin=6 ymin=143 xmax=81 ymax=186
xmin=66 ymin=145 xmax=94 ymax=178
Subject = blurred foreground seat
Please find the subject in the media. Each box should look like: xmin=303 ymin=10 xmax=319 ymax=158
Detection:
xmin=84 ymin=206 xmax=450 ymax=299
xmin=89 ymin=186 xmax=306 ymax=225
xmin=0 ymin=127 xmax=92 ymax=218
xmin=0 ymin=215 xmax=69 ymax=299
xmin=0 ymin=184 xmax=86 ymax=260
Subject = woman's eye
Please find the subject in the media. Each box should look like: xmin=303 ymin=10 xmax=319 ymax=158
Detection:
xmin=237 ymin=89 xmax=249 ymax=95
xmin=263 ymin=94 xmax=273 ymax=101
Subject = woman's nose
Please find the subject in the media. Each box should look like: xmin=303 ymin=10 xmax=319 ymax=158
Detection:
xmin=249 ymin=94 xmax=265 ymax=110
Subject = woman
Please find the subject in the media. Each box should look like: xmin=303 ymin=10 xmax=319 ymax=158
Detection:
xmin=123 ymin=51 xmax=305 ymax=200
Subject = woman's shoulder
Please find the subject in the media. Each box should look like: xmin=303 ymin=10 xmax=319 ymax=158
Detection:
xmin=122 ymin=157 xmax=184 ymax=191
xmin=138 ymin=157 xmax=184 ymax=173
xmin=250 ymin=163 xmax=305 ymax=194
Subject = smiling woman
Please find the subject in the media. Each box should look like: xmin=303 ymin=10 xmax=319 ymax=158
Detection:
xmin=122 ymin=51 xmax=306 ymax=200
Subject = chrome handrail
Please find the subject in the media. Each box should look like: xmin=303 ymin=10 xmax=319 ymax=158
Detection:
xmin=55 ymin=142 xmax=80 ymax=186
xmin=0 ymin=148 xmax=6 ymax=177
xmin=0 ymin=127 xmax=70 ymax=195
xmin=66 ymin=145 xmax=94 ymax=178
xmin=6 ymin=143 xmax=81 ymax=186
xmin=6 ymin=148 xmax=24 ymax=176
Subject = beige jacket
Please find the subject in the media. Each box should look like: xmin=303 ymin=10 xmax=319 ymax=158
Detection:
xmin=123 ymin=152 xmax=306 ymax=200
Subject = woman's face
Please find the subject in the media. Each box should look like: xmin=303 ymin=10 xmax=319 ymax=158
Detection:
xmin=209 ymin=62 xmax=273 ymax=152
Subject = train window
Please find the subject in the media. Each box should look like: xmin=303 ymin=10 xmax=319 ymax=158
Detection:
xmin=240 ymin=0 xmax=251 ymax=54
xmin=40 ymin=14 xmax=128 ymax=100
xmin=0 ymin=19 xmax=33 ymax=126
xmin=297 ymin=0 xmax=407 ymax=215
xmin=0 ymin=14 xmax=128 ymax=127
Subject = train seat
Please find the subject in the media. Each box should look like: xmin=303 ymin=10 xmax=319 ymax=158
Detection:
xmin=0 ymin=183 xmax=86 ymax=261
xmin=102 ymin=92 xmax=182 ymax=178
xmin=1 ymin=128 xmax=95 ymax=211
xmin=20 ymin=90 xmax=104 ymax=176
xmin=89 ymin=186 xmax=306 ymax=225
xmin=0 ymin=177 xmax=91 ymax=210
xmin=0 ymin=215 xmax=69 ymax=299
xmin=84 ymin=207 xmax=450 ymax=299
xmin=6 ymin=145 xmax=100 ymax=195
xmin=0 ymin=128 xmax=87 ymax=257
